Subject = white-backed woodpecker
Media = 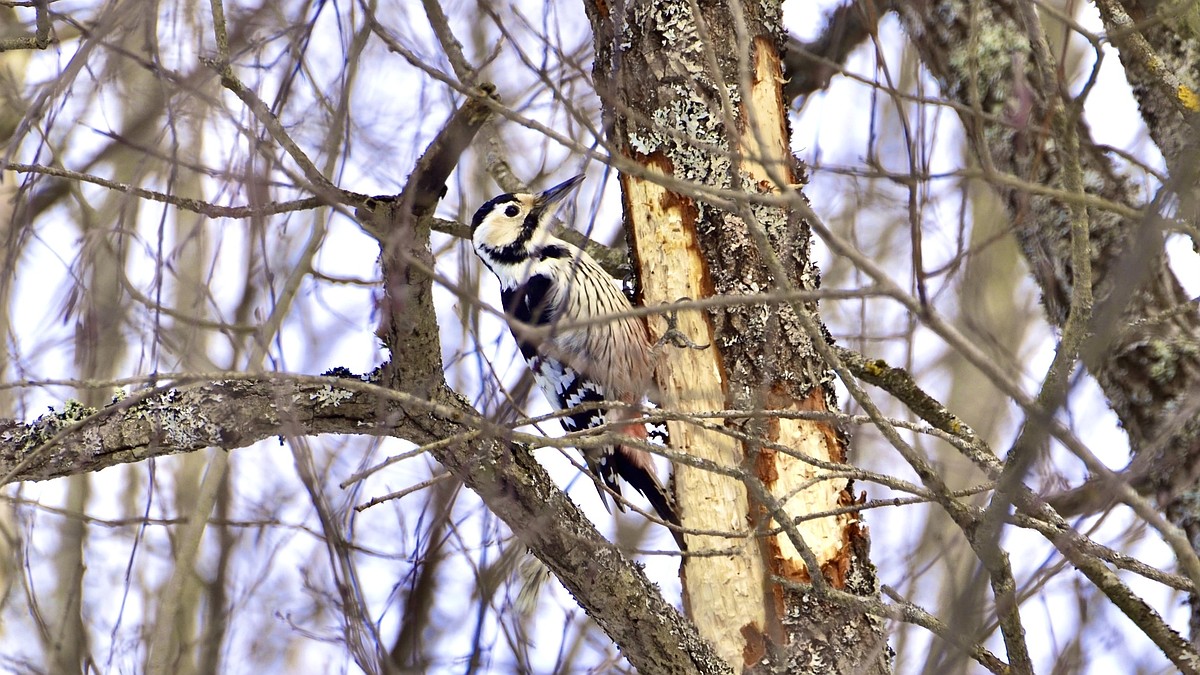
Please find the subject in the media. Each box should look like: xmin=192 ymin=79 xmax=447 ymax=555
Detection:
xmin=470 ymin=174 xmax=683 ymax=549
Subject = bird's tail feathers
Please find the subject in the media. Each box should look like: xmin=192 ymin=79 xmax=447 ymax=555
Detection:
xmin=584 ymin=411 xmax=686 ymax=550
xmin=611 ymin=439 xmax=686 ymax=551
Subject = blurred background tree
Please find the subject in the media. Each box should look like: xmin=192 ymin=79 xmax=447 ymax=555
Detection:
xmin=1 ymin=0 xmax=1198 ymax=673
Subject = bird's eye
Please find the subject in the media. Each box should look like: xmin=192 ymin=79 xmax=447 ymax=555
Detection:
xmin=504 ymin=205 xmax=520 ymax=218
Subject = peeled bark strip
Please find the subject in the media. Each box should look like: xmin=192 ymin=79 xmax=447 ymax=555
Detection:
xmin=622 ymin=169 xmax=770 ymax=663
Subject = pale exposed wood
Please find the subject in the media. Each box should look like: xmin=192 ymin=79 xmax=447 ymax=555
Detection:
xmin=770 ymin=416 xmax=850 ymax=575
xmin=624 ymin=168 xmax=768 ymax=668
xmin=738 ymin=38 xmax=793 ymax=189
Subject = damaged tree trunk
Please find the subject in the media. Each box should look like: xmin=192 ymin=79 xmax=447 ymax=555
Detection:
xmin=585 ymin=1 xmax=890 ymax=671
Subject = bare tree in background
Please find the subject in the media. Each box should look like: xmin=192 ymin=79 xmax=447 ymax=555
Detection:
xmin=2 ymin=0 xmax=1199 ymax=673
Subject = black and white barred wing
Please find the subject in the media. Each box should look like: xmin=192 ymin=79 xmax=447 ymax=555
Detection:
xmin=500 ymin=276 xmax=667 ymax=500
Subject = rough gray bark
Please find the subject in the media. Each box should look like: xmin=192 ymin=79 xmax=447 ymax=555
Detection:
xmin=893 ymin=0 xmax=1200 ymax=668
xmin=1088 ymin=0 xmax=1200 ymax=639
xmin=1093 ymin=0 xmax=1200 ymax=208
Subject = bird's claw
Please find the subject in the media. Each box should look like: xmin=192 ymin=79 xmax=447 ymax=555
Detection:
xmin=656 ymin=297 xmax=710 ymax=351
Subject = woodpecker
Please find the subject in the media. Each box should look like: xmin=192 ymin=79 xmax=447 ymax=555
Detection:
xmin=471 ymin=174 xmax=684 ymax=549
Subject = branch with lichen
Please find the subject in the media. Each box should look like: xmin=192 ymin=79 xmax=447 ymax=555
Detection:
xmin=0 ymin=372 xmax=389 ymax=485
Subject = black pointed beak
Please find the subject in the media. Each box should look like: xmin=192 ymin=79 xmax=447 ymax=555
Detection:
xmin=536 ymin=174 xmax=585 ymax=207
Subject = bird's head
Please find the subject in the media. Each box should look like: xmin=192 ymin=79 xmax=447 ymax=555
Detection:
xmin=471 ymin=174 xmax=584 ymax=263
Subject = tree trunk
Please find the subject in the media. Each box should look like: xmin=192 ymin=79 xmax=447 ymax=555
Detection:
xmin=586 ymin=1 xmax=890 ymax=671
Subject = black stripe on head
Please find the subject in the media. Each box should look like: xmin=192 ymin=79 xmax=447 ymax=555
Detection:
xmin=487 ymin=239 xmax=535 ymax=265
xmin=471 ymin=193 xmax=519 ymax=231
xmin=473 ymin=192 xmax=547 ymax=264
xmin=539 ymin=245 xmax=570 ymax=259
